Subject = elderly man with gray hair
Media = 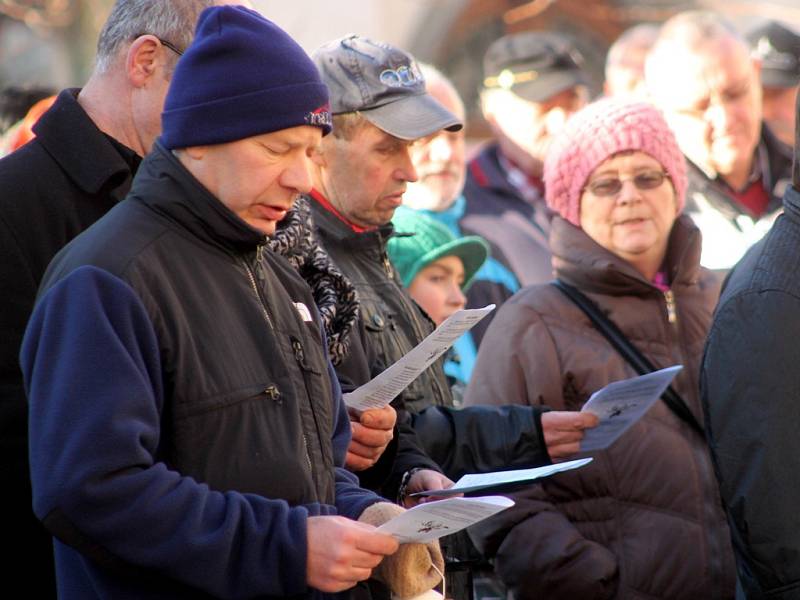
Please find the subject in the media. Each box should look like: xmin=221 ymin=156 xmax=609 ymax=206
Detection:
xmin=0 ymin=0 xmax=242 ymax=593
xmin=645 ymin=10 xmax=792 ymax=271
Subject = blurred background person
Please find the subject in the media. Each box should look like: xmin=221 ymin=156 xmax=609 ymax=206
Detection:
xmin=645 ymin=10 xmax=793 ymax=271
xmin=387 ymin=206 xmax=489 ymax=395
xmin=465 ymin=99 xmax=735 ymax=599
xmin=463 ymin=31 xmax=589 ymax=344
xmin=0 ymin=84 xmax=55 ymax=139
xmin=603 ymin=23 xmax=660 ymax=99
xmin=403 ymin=63 xmax=519 ymax=377
xmin=747 ymin=19 xmax=800 ymax=148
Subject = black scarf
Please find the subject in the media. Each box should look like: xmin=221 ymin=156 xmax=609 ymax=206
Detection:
xmin=269 ymin=196 xmax=359 ymax=365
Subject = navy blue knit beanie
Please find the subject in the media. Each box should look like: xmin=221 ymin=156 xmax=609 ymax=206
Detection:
xmin=161 ymin=5 xmax=331 ymax=149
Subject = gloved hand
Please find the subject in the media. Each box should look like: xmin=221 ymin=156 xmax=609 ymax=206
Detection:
xmin=358 ymin=502 xmax=445 ymax=599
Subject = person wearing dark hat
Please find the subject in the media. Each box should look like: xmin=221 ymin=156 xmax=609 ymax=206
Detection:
xmin=748 ymin=20 xmax=800 ymax=147
xmin=462 ymin=31 xmax=589 ymax=346
xmin=18 ymin=7 xmax=459 ymax=599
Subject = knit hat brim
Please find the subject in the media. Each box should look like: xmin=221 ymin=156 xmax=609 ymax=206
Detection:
xmin=404 ymin=235 xmax=489 ymax=291
xmin=162 ymin=81 xmax=330 ymax=149
xmin=360 ymin=92 xmax=462 ymax=141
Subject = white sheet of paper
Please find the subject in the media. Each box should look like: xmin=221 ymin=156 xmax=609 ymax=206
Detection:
xmin=411 ymin=457 xmax=593 ymax=497
xmin=579 ymin=365 xmax=683 ymax=451
xmin=344 ymin=305 xmax=495 ymax=411
xmin=376 ymin=496 xmax=514 ymax=544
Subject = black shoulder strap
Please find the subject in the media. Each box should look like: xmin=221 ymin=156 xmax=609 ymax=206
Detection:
xmin=551 ymin=279 xmax=704 ymax=436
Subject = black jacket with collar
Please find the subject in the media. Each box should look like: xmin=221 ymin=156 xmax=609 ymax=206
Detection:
xmin=0 ymin=88 xmax=139 ymax=594
xmin=26 ymin=143 xmax=378 ymax=598
xmin=309 ymin=197 xmax=551 ymax=484
xmin=701 ymin=183 xmax=800 ymax=600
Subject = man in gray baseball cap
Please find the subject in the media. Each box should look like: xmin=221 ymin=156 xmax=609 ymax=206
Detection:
xmin=306 ymin=30 xmax=593 ymax=534
xmin=315 ymin=35 xmax=461 ymax=143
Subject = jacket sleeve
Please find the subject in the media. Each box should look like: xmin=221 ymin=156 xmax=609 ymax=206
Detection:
xmin=701 ymin=289 xmax=800 ymax=598
xmin=326 ymin=355 xmax=386 ymax=517
xmin=463 ymin=296 xmax=619 ymax=598
xmin=469 ymin=486 xmax=618 ymax=600
xmin=23 ymin=266 xmax=323 ymax=599
xmin=410 ymin=404 xmax=550 ymax=480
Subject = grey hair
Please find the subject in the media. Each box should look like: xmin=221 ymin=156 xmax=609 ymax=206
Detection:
xmin=418 ymin=62 xmax=466 ymax=122
xmin=95 ymin=0 xmax=215 ymax=73
xmin=605 ymin=23 xmax=660 ymax=75
xmin=650 ymin=10 xmax=743 ymax=59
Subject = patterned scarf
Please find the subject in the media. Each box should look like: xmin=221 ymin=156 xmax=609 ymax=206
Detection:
xmin=269 ymin=196 xmax=359 ymax=365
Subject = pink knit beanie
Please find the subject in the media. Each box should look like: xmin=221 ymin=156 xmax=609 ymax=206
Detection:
xmin=543 ymin=98 xmax=687 ymax=227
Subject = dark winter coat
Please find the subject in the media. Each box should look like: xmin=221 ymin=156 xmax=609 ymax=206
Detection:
xmin=466 ymin=215 xmax=736 ymax=600
xmin=702 ymin=183 xmax=800 ymax=600
xmin=21 ymin=143 xmax=381 ymax=599
xmin=0 ymin=88 xmax=140 ymax=596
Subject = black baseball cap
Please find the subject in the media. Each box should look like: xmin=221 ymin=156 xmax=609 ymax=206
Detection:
xmin=482 ymin=31 xmax=587 ymax=102
xmin=312 ymin=35 xmax=462 ymax=140
xmin=748 ymin=20 xmax=800 ymax=89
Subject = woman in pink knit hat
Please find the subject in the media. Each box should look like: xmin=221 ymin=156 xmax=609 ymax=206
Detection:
xmin=464 ymin=98 xmax=735 ymax=599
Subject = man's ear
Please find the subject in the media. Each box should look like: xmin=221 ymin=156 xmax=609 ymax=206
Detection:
xmin=182 ymin=146 xmax=207 ymax=160
xmin=126 ymin=35 xmax=161 ymax=88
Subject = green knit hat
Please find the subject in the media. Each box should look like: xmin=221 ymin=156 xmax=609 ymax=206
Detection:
xmin=388 ymin=207 xmax=489 ymax=291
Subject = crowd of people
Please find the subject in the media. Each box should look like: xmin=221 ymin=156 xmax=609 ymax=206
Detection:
xmin=2 ymin=1 xmax=800 ymax=599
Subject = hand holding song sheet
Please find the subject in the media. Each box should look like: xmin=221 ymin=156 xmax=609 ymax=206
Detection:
xmin=410 ymin=457 xmax=593 ymax=497
xmin=344 ymin=305 xmax=495 ymax=411
xmin=579 ymin=365 xmax=682 ymax=451
xmin=376 ymin=496 xmax=514 ymax=544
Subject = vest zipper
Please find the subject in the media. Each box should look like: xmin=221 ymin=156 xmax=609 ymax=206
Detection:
xmin=242 ymin=244 xmax=274 ymax=330
xmin=291 ymin=337 xmax=317 ymax=483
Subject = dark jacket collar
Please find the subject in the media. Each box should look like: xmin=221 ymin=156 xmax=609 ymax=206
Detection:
xmin=467 ymin=143 xmax=523 ymax=201
xmin=308 ymin=193 xmax=394 ymax=250
xmin=130 ymin=141 xmax=265 ymax=253
xmin=551 ymin=214 xmax=703 ymax=297
xmin=33 ymin=88 xmax=137 ymax=195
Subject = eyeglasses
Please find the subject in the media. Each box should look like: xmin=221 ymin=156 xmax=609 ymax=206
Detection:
xmin=135 ymin=33 xmax=183 ymax=56
xmin=584 ymin=170 xmax=670 ymax=197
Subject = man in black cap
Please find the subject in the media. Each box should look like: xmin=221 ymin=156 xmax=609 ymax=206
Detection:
xmin=748 ymin=20 xmax=800 ymax=147
xmin=463 ymin=31 xmax=589 ymax=345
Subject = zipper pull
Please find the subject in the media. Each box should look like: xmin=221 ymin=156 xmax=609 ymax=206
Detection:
xmin=254 ymin=245 xmax=266 ymax=282
xmin=292 ymin=338 xmax=305 ymax=364
xmin=664 ymin=289 xmax=677 ymax=324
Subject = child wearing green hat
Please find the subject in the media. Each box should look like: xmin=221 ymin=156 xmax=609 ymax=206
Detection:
xmin=387 ymin=206 xmax=489 ymax=395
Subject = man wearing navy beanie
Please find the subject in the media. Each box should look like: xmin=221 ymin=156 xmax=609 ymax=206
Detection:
xmin=16 ymin=6 xmax=451 ymax=599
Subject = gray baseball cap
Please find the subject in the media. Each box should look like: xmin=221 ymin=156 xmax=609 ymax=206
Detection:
xmin=312 ymin=35 xmax=462 ymax=140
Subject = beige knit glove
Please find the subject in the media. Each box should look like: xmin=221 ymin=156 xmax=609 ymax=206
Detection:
xmin=359 ymin=502 xmax=445 ymax=599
